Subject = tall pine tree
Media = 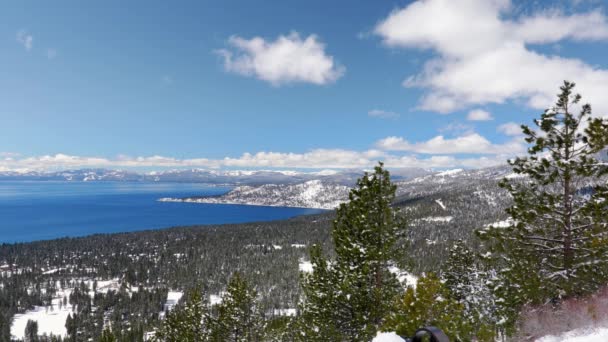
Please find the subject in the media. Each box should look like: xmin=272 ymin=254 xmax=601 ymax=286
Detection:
xmin=207 ymin=273 xmax=263 ymax=342
xmin=442 ymin=240 xmax=498 ymax=341
xmin=300 ymin=162 xmax=408 ymax=341
xmin=478 ymin=81 xmax=608 ymax=329
xmin=153 ymin=289 xmax=209 ymax=342
xmin=383 ymin=273 xmax=469 ymax=341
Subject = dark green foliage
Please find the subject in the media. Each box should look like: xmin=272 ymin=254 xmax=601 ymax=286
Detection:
xmin=207 ymin=273 xmax=263 ymax=342
xmin=153 ymin=289 xmax=208 ymax=342
xmin=154 ymin=273 xmax=262 ymax=342
xmin=99 ymin=328 xmax=117 ymax=342
xmin=300 ymin=163 xmax=408 ymax=341
xmin=383 ymin=273 xmax=469 ymax=341
xmin=478 ymin=81 xmax=608 ymax=330
xmin=25 ymin=319 xmax=39 ymax=342
xmin=442 ymin=240 xmax=497 ymax=341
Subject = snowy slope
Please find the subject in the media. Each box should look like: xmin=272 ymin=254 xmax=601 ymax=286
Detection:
xmin=537 ymin=327 xmax=608 ymax=341
xmin=159 ymin=180 xmax=351 ymax=209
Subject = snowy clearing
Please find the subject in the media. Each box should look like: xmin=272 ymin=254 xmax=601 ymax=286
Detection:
xmin=209 ymin=294 xmax=223 ymax=305
xmin=436 ymin=169 xmax=463 ymax=177
xmin=537 ymin=326 xmax=608 ymax=341
xmin=373 ymin=332 xmax=405 ymax=341
xmin=435 ymin=199 xmax=447 ymax=210
xmin=164 ymin=291 xmax=183 ymax=311
xmin=11 ymin=289 xmax=73 ymax=339
xmin=420 ymin=216 xmax=453 ymax=223
xmin=272 ymin=308 xmax=297 ymax=316
xmin=299 ymin=260 xmax=313 ymax=273
xmin=489 ymin=218 xmax=514 ymax=228
xmin=388 ymin=266 xmax=418 ymax=287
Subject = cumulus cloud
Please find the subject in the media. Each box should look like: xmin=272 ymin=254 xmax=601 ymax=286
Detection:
xmin=0 ymin=145 xmax=518 ymax=172
xmin=467 ymin=109 xmax=493 ymax=121
xmin=497 ymin=122 xmax=524 ymax=136
xmin=374 ymin=0 xmax=608 ymax=115
xmin=216 ymin=32 xmax=344 ymax=86
xmin=368 ymin=109 xmax=400 ymax=119
xmin=375 ymin=133 xmax=525 ymax=154
xmin=16 ymin=30 xmax=33 ymax=51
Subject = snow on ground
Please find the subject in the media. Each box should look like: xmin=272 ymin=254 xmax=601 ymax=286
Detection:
xmin=537 ymin=327 xmax=608 ymax=341
xmin=11 ymin=289 xmax=73 ymax=339
xmin=299 ymin=259 xmax=313 ymax=273
xmin=291 ymin=244 xmax=306 ymax=248
xmin=436 ymin=169 xmax=463 ymax=177
xmin=435 ymin=199 xmax=447 ymax=210
xmin=505 ymin=172 xmax=526 ymax=179
xmin=164 ymin=291 xmax=183 ymax=312
xmin=88 ymin=278 xmax=121 ymax=294
xmin=420 ymin=216 xmax=453 ymax=223
xmin=209 ymin=294 xmax=223 ymax=305
xmin=373 ymin=332 xmax=405 ymax=342
xmin=272 ymin=308 xmax=297 ymax=316
xmin=489 ymin=218 xmax=514 ymax=228
xmin=273 ymin=245 xmax=283 ymax=250
xmin=388 ymin=266 xmax=418 ymax=288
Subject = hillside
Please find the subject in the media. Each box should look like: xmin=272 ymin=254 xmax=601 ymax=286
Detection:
xmin=159 ymin=180 xmax=351 ymax=209
xmin=0 ymin=167 xmax=429 ymax=186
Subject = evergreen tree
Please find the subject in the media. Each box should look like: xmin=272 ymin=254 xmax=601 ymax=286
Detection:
xmin=296 ymin=245 xmax=342 ymax=341
xmin=208 ymin=273 xmax=263 ymax=342
xmin=99 ymin=327 xmax=116 ymax=342
xmin=383 ymin=273 xmax=469 ymax=341
xmin=24 ymin=319 xmax=39 ymax=342
xmin=0 ymin=313 xmax=10 ymax=342
xmin=442 ymin=240 xmax=497 ymax=341
xmin=153 ymin=289 xmax=209 ymax=342
xmin=300 ymin=163 xmax=408 ymax=341
xmin=478 ymin=81 xmax=608 ymax=329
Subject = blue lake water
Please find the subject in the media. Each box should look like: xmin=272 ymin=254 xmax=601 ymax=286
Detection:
xmin=0 ymin=181 xmax=325 ymax=243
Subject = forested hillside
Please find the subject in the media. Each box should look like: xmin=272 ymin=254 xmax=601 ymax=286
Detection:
xmin=0 ymin=165 xmax=515 ymax=341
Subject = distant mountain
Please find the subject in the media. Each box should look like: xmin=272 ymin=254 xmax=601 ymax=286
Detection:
xmin=0 ymin=169 xmax=141 ymax=182
xmin=159 ymin=180 xmax=351 ymax=210
xmin=0 ymin=167 xmax=430 ymax=186
xmin=159 ymin=166 xmax=515 ymax=210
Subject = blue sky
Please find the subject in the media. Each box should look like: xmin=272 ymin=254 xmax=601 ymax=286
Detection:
xmin=1 ymin=0 xmax=608 ymax=171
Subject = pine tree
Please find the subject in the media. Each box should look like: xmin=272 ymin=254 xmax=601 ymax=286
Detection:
xmin=478 ymin=81 xmax=608 ymax=328
xmin=153 ymin=289 xmax=209 ymax=342
xmin=99 ymin=328 xmax=117 ymax=342
xmin=442 ymin=240 xmax=497 ymax=341
xmin=208 ymin=273 xmax=263 ymax=342
xmin=296 ymin=245 xmax=342 ymax=341
xmin=300 ymin=163 xmax=408 ymax=341
xmin=383 ymin=273 xmax=469 ymax=341
xmin=24 ymin=319 xmax=39 ymax=342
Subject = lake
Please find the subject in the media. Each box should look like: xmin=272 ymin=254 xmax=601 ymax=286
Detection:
xmin=0 ymin=181 xmax=325 ymax=243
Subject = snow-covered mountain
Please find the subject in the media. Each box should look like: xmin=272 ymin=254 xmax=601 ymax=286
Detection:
xmin=159 ymin=180 xmax=351 ymax=210
xmin=0 ymin=167 xmax=430 ymax=186
xmin=158 ymin=165 xmax=515 ymax=211
xmin=0 ymin=169 xmax=142 ymax=182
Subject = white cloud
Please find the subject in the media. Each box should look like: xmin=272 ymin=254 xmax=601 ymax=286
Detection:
xmin=0 ymin=146 xmax=517 ymax=172
xmin=16 ymin=30 xmax=33 ymax=51
xmin=375 ymin=133 xmax=525 ymax=154
xmin=467 ymin=109 xmax=493 ymax=121
xmin=368 ymin=109 xmax=400 ymax=119
xmin=216 ymin=32 xmax=344 ymax=86
xmin=497 ymin=122 xmax=523 ymax=136
xmin=374 ymin=0 xmax=608 ymax=115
